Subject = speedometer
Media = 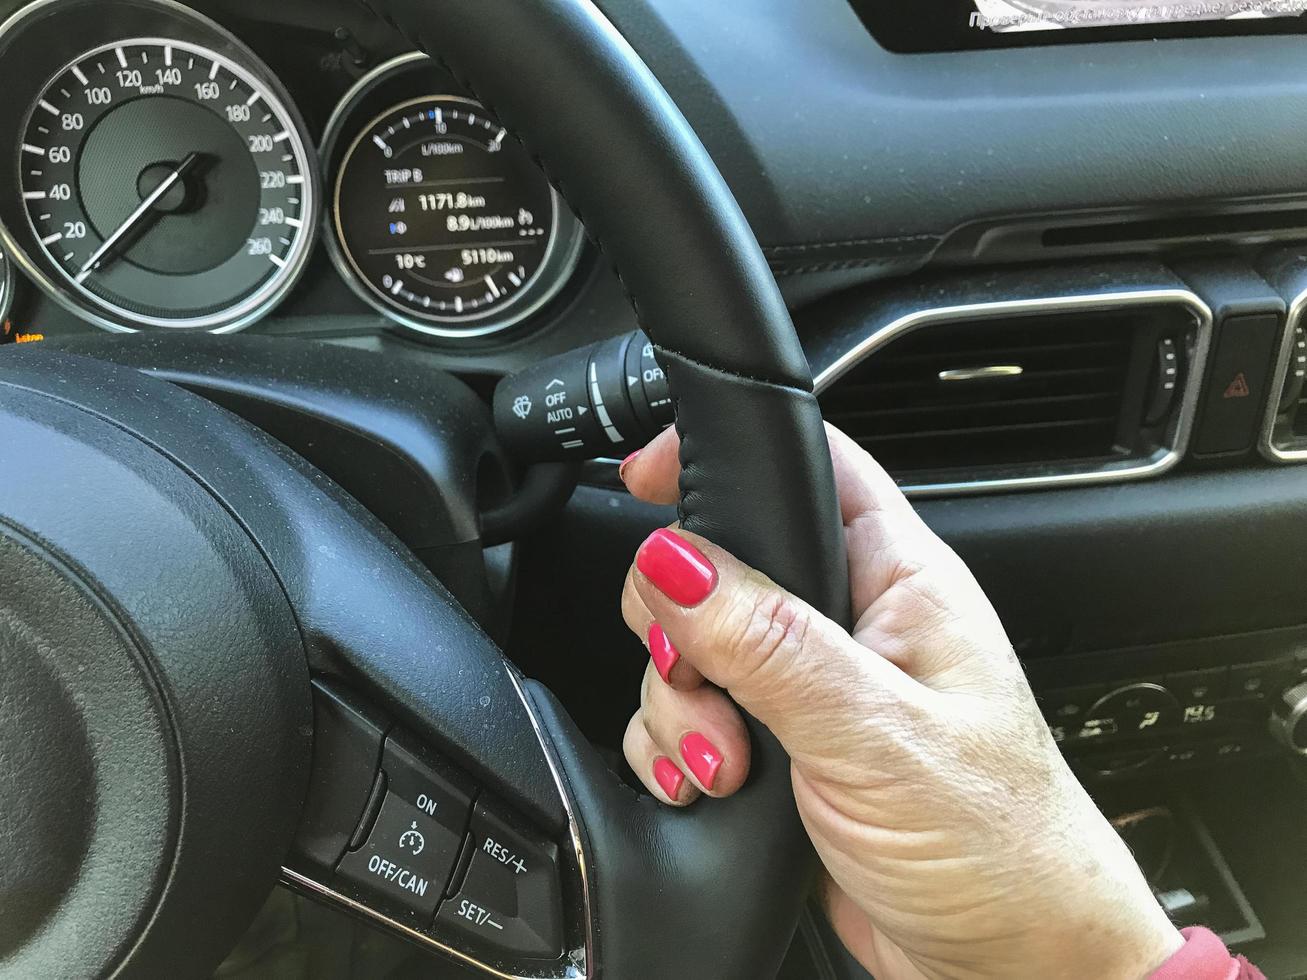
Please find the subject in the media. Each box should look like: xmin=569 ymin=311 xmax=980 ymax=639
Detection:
xmin=322 ymin=54 xmax=585 ymax=340
xmin=0 ymin=0 xmax=317 ymax=333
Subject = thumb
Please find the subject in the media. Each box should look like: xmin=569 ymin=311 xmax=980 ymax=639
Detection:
xmin=627 ymin=527 xmax=922 ymax=765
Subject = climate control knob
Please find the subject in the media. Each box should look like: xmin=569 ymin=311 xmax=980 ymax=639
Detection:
xmin=1269 ymin=682 xmax=1307 ymax=755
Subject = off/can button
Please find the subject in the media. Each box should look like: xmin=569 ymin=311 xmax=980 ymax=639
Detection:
xmin=334 ymin=736 xmax=475 ymax=922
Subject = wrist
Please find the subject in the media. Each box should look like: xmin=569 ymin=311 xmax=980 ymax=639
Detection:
xmin=1030 ymin=781 xmax=1185 ymax=980
xmin=1027 ymin=904 xmax=1181 ymax=980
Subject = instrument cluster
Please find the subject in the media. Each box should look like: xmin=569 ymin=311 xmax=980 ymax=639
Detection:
xmin=0 ymin=0 xmax=585 ymax=342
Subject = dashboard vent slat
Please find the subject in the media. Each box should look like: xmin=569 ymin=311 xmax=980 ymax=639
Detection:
xmin=818 ymin=309 xmax=1175 ymax=479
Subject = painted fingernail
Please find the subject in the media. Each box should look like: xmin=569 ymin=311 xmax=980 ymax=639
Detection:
xmin=680 ymin=732 xmax=723 ymax=791
xmin=636 ymin=529 xmax=718 ymax=606
xmin=648 ymin=622 xmax=680 ymax=683
xmin=653 ymin=757 xmax=685 ymax=799
xmin=618 ymin=450 xmax=641 ymax=481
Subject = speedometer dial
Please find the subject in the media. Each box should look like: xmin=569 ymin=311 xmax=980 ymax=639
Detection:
xmin=19 ymin=40 xmax=312 ymax=330
xmin=0 ymin=0 xmax=318 ymax=334
xmin=323 ymin=55 xmax=584 ymax=340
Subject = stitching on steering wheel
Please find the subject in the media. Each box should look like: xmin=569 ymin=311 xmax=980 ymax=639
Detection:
xmin=654 ymin=345 xmax=814 ymax=392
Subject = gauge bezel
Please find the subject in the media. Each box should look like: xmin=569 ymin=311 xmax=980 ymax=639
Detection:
xmin=0 ymin=0 xmax=320 ymax=334
xmin=320 ymin=53 xmax=585 ymax=341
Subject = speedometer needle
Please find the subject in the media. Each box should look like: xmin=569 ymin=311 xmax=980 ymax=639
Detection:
xmin=76 ymin=152 xmax=202 ymax=284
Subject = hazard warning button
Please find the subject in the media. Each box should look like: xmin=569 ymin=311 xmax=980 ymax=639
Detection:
xmin=1223 ymin=372 xmax=1251 ymax=400
xmin=1194 ymin=314 xmax=1281 ymax=457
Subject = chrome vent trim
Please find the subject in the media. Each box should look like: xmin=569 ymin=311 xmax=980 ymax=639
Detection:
xmin=812 ymin=286 xmax=1213 ymax=498
xmin=1260 ymin=279 xmax=1307 ymax=464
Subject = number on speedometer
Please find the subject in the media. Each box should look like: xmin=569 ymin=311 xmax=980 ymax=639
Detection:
xmin=19 ymin=38 xmax=314 ymax=331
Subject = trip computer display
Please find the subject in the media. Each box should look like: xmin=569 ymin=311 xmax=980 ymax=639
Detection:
xmin=849 ymin=0 xmax=1307 ymax=51
xmin=323 ymin=55 xmax=584 ymax=340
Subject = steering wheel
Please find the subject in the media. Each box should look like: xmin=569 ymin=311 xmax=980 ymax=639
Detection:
xmin=0 ymin=1 xmax=848 ymax=978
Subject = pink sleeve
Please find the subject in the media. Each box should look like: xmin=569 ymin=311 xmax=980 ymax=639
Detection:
xmin=1147 ymin=927 xmax=1265 ymax=980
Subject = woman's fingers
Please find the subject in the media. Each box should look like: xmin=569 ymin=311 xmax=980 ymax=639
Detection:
xmin=618 ymin=426 xmax=681 ymax=505
xmin=619 ymin=420 xmax=1014 ymax=809
xmin=620 ymin=422 xmax=920 ymax=529
xmin=636 ymin=661 xmax=751 ymax=797
xmin=625 ymin=527 xmax=920 ymax=765
xmin=621 ymin=553 xmax=707 ymax=690
xmin=622 ymin=711 xmax=699 ymax=806
xmin=622 ymin=663 xmax=752 ymax=803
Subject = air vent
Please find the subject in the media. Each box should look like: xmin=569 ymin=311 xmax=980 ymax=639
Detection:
xmin=814 ymin=290 xmax=1211 ymax=496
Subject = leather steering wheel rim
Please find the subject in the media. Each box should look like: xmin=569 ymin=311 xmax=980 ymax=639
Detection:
xmin=353 ymin=0 xmax=851 ymax=975
xmin=0 ymin=2 xmax=849 ymax=978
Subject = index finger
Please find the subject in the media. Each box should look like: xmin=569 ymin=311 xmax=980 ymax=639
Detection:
xmin=620 ymin=422 xmax=918 ymax=528
xmin=618 ymin=426 xmax=682 ymax=505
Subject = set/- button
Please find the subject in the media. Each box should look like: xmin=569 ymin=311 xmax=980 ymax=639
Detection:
xmin=434 ymin=798 xmax=564 ymax=960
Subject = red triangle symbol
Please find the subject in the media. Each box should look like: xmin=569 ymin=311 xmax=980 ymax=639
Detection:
xmin=1223 ymin=373 xmax=1251 ymax=400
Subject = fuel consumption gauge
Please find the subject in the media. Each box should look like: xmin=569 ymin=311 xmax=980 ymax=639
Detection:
xmin=324 ymin=56 xmax=584 ymax=339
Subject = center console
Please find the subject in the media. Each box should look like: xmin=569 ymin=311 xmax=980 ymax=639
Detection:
xmin=1027 ymin=629 xmax=1307 ymax=781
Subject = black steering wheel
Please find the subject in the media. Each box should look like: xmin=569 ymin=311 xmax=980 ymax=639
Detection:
xmin=0 ymin=1 xmax=848 ymax=977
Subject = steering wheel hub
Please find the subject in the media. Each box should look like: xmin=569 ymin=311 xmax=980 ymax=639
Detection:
xmin=0 ymin=530 xmax=176 ymax=972
xmin=0 ymin=387 xmax=311 ymax=979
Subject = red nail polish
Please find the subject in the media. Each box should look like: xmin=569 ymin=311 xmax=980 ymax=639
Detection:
xmin=636 ymin=529 xmax=718 ymax=606
xmin=653 ymin=757 xmax=684 ymax=799
xmin=618 ymin=450 xmax=641 ymax=481
xmin=680 ymin=732 xmax=723 ymax=791
xmin=648 ymin=623 xmax=680 ymax=683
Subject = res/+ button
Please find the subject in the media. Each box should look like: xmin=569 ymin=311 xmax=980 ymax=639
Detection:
xmin=435 ymin=798 xmax=564 ymax=961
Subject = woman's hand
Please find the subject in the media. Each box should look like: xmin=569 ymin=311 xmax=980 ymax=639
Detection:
xmin=618 ymin=424 xmax=1183 ymax=980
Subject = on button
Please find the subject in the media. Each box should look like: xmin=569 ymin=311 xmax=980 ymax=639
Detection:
xmin=334 ymin=735 xmax=475 ymax=923
xmin=335 ymin=789 xmax=467 ymax=921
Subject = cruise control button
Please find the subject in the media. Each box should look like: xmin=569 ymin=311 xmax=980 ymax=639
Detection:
xmin=335 ymin=736 xmax=474 ymax=922
xmin=336 ymin=790 xmax=467 ymax=920
xmin=382 ymin=735 xmax=476 ymax=829
xmin=435 ymin=799 xmax=563 ymax=961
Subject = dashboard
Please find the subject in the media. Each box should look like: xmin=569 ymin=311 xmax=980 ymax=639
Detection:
xmin=0 ymin=0 xmax=632 ymax=379
xmin=5 ymin=0 xmax=1307 ymax=977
